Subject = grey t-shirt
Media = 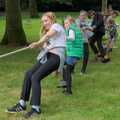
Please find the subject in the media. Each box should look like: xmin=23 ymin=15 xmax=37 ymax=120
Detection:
xmin=46 ymin=23 xmax=66 ymax=73
xmin=76 ymin=18 xmax=93 ymax=43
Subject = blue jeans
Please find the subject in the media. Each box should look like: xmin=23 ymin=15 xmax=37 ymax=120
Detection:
xmin=66 ymin=56 xmax=80 ymax=65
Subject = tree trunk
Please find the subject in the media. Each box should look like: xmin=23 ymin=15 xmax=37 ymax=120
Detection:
xmin=29 ymin=0 xmax=39 ymax=18
xmin=102 ymin=0 xmax=108 ymax=13
xmin=1 ymin=0 xmax=27 ymax=46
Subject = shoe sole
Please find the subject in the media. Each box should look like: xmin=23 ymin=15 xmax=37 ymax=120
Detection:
xmin=102 ymin=59 xmax=110 ymax=63
xmin=57 ymin=86 xmax=67 ymax=88
xmin=5 ymin=110 xmax=17 ymax=114
xmin=5 ymin=109 xmax=25 ymax=114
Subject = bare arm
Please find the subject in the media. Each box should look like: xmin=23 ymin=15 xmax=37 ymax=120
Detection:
xmin=29 ymin=29 xmax=57 ymax=49
xmin=67 ymin=29 xmax=75 ymax=41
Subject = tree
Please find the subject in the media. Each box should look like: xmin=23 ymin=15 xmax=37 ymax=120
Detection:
xmin=29 ymin=0 xmax=39 ymax=18
xmin=1 ymin=0 xmax=27 ymax=45
xmin=102 ymin=0 xmax=108 ymax=13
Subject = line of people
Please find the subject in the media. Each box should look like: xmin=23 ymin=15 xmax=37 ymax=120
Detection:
xmin=6 ymin=11 xmax=119 ymax=119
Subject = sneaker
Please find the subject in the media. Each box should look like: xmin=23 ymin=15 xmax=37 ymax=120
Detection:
xmin=97 ymin=54 xmax=103 ymax=58
xmin=57 ymin=80 xmax=67 ymax=88
xmin=24 ymin=108 xmax=41 ymax=119
xmin=102 ymin=58 xmax=110 ymax=63
xmin=80 ymin=72 xmax=85 ymax=75
xmin=80 ymin=70 xmax=86 ymax=75
xmin=6 ymin=103 xmax=26 ymax=113
xmin=63 ymin=90 xmax=72 ymax=96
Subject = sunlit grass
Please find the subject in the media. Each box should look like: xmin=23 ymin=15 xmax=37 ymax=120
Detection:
xmin=0 ymin=13 xmax=120 ymax=120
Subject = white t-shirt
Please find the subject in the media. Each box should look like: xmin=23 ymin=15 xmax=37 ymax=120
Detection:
xmin=48 ymin=23 xmax=66 ymax=48
xmin=48 ymin=23 xmax=66 ymax=55
xmin=48 ymin=23 xmax=66 ymax=72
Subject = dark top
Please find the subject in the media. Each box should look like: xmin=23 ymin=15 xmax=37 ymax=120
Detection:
xmin=91 ymin=13 xmax=105 ymax=36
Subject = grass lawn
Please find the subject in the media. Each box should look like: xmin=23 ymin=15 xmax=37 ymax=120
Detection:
xmin=0 ymin=12 xmax=120 ymax=120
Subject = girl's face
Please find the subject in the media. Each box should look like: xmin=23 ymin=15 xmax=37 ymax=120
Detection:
xmin=64 ymin=20 xmax=70 ymax=29
xmin=41 ymin=16 xmax=53 ymax=31
xmin=80 ymin=14 xmax=87 ymax=21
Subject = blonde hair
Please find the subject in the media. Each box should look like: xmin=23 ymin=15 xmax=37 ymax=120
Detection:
xmin=42 ymin=12 xmax=56 ymax=23
xmin=80 ymin=10 xmax=88 ymax=16
xmin=41 ymin=12 xmax=56 ymax=35
xmin=64 ymin=15 xmax=75 ymax=24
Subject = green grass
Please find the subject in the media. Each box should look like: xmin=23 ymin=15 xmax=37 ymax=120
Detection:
xmin=0 ymin=12 xmax=120 ymax=120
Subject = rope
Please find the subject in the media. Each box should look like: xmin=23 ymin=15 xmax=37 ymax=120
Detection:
xmin=0 ymin=46 xmax=30 ymax=59
xmin=0 ymin=45 xmax=66 ymax=59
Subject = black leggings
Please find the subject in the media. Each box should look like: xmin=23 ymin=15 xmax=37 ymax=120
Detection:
xmin=90 ymin=34 xmax=105 ymax=57
xmin=81 ymin=43 xmax=89 ymax=73
xmin=20 ymin=52 xmax=60 ymax=106
xmin=63 ymin=64 xmax=75 ymax=93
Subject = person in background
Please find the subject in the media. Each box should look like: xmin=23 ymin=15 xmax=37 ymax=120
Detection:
xmin=105 ymin=11 xmax=118 ymax=48
xmin=76 ymin=10 xmax=93 ymax=74
xmin=59 ymin=16 xmax=83 ymax=95
xmin=103 ymin=19 xmax=117 ymax=63
xmin=89 ymin=11 xmax=106 ymax=62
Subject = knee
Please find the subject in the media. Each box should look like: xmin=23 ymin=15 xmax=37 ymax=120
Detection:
xmin=31 ymin=74 xmax=40 ymax=84
xmin=25 ymin=69 xmax=33 ymax=78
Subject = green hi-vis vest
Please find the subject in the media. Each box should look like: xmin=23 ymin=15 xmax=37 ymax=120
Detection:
xmin=66 ymin=23 xmax=84 ymax=58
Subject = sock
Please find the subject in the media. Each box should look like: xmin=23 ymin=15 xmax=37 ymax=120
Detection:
xmin=32 ymin=105 xmax=40 ymax=112
xmin=19 ymin=99 xmax=26 ymax=107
